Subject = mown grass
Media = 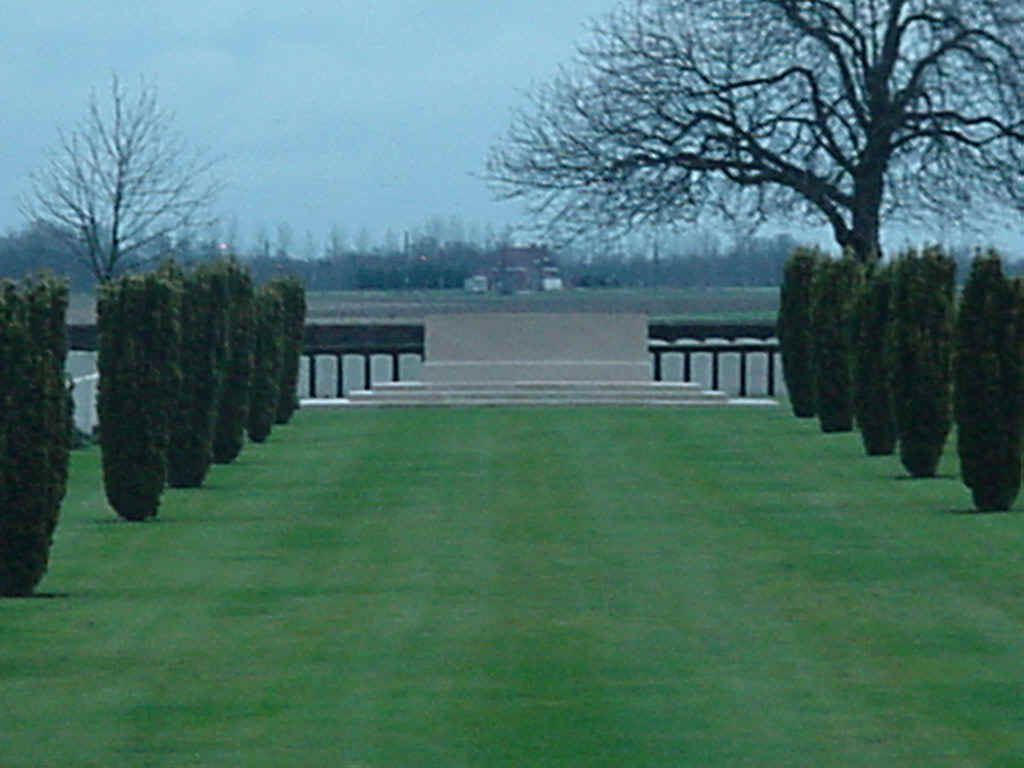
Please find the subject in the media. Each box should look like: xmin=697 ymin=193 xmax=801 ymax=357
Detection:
xmin=68 ymin=286 xmax=780 ymax=325
xmin=302 ymin=286 xmax=779 ymax=324
xmin=4 ymin=406 xmax=1024 ymax=766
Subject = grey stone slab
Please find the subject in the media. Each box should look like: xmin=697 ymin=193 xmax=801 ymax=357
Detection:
xmin=423 ymin=313 xmax=649 ymax=383
xmin=72 ymin=373 xmax=98 ymax=433
xmin=422 ymin=360 xmax=651 ymax=383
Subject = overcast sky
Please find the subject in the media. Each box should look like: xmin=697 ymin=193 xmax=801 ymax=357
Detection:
xmin=1 ymin=0 xmax=619 ymax=251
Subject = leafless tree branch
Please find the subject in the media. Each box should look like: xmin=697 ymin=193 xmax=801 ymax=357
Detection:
xmin=21 ymin=74 xmax=222 ymax=281
xmin=487 ymin=0 xmax=1024 ymax=260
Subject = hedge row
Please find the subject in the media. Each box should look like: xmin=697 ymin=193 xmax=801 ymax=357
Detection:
xmin=0 ymin=277 xmax=73 ymax=596
xmin=97 ymin=263 xmax=306 ymax=521
xmin=780 ymin=245 xmax=1024 ymax=511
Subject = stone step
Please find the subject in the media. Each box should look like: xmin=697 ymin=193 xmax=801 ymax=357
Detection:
xmin=301 ymin=395 xmax=777 ymax=409
xmin=345 ymin=399 xmax=739 ymax=408
xmin=339 ymin=380 xmax=737 ymax=407
xmin=362 ymin=380 xmax=709 ymax=393
xmin=346 ymin=394 xmax=731 ymax=405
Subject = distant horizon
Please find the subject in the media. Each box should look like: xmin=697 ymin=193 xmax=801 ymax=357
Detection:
xmin=6 ymin=2 xmax=1021 ymax=261
xmin=0 ymin=1 xmax=621 ymax=249
xmin=4 ymin=213 xmax=1024 ymax=264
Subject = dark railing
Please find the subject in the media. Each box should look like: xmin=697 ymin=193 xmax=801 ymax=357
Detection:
xmin=70 ymin=322 xmax=781 ymax=399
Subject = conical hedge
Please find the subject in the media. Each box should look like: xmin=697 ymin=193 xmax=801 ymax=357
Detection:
xmin=778 ymin=247 xmax=822 ymax=417
xmin=954 ymin=251 xmax=1024 ymax=511
xmin=212 ymin=260 xmax=255 ymax=464
xmin=167 ymin=263 xmax=230 ymax=487
xmin=811 ymin=254 xmax=861 ymax=433
xmin=97 ymin=273 xmax=181 ymax=521
xmin=887 ymin=246 xmax=955 ymax=478
xmin=269 ymin=277 xmax=306 ymax=425
xmin=852 ymin=263 xmax=896 ymax=455
xmin=0 ymin=276 xmax=72 ymax=596
xmin=247 ymin=285 xmax=284 ymax=444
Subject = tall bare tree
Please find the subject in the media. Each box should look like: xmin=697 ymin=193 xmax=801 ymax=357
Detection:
xmin=487 ymin=0 xmax=1024 ymax=262
xmin=23 ymin=75 xmax=220 ymax=282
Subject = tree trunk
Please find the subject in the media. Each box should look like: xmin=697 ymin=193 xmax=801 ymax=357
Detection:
xmin=849 ymin=170 xmax=884 ymax=263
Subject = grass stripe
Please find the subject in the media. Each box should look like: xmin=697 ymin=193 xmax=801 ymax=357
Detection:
xmin=3 ymin=407 xmax=1024 ymax=766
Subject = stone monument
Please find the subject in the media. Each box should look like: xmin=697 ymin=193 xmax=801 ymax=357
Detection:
xmin=342 ymin=312 xmax=735 ymax=407
xmin=422 ymin=312 xmax=650 ymax=383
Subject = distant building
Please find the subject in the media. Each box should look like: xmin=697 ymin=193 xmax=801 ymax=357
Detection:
xmin=465 ymin=245 xmax=564 ymax=293
xmin=463 ymin=274 xmax=489 ymax=293
xmin=542 ymin=274 xmax=563 ymax=291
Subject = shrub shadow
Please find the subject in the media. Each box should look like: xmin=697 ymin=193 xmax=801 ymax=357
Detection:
xmin=2 ymin=592 xmax=71 ymax=600
xmin=948 ymin=507 xmax=1012 ymax=516
xmin=90 ymin=516 xmax=176 ymax=525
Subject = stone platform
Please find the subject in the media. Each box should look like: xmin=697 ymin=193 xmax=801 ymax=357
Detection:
xmin=317 ymin=312 xmax=773 ymax=408
xmin=341 ymin=380 xmax=734 ymax=407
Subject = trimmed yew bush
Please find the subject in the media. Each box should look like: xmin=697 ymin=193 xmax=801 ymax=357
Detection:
xmin=167 ymin=264 xmax=230 ymax=487
xmin=954 ymin=251 xmax=1024 ymax=511
xmin=852 ymin=263 xmax=896 ymax=455
xmin=24 ymin=277 xmax=73 ymax=537
xmin=811 ymin=254 xmax=861 ymax=433
xmin=887 ymin=246 xmax=955 ymax=478
xmin=97 ymin=273 xmax=181 ymax=521
xmin=247 ymin=285 xmax=284 ymax=444
xmin=778 ymin=247 xmax=822 ymax=417
xmin=0 ymin=276 xmax=72 ymax=596
xmin=269 ymin=277 xmax=307 ymax=425
xmin=213 ymin=260 xmax=255 ymax=464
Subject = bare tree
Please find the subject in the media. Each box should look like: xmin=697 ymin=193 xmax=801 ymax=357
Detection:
xmin=23 ymin=75 xmax=220 ymax=281
xmin=487 ymin=0 xmax=1024 ymax=262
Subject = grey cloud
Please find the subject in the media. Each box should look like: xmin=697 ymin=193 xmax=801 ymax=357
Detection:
xmin=2 ymin=0 xmax=617 ymax=244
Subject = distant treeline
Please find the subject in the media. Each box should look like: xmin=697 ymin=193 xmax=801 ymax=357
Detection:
xmin=2 ymin=220 xmax=1019 ymax=292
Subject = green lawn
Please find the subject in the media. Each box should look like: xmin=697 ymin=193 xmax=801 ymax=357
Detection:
xmin=70 ymin=286 xmax=780 ymax=325
xmin=5 ymin=406 xmax=1024 ymax=766
xmin=301 ymin=286 xmax=780 ymax=325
